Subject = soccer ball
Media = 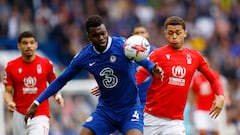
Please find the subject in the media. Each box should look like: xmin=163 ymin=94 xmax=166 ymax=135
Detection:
xmin=124 ymin=35 xmax=150 ymax=61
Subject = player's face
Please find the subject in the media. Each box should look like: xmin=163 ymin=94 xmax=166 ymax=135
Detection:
xmin=133 ymin=26 xmax=149 ymax=39
xmin=88 ymin=24 xmax=109 ymax=52
xmin=164 ymin=25 xmax=187 ymax=50
xmin=18 ymin=37 xmax=38 ymax=58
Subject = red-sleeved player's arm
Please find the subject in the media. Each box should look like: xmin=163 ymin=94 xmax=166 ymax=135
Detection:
xmin=136 ymin=67 xmax=151 ymax=85
xmin=136 ymin=49 xmax=159 ymax=85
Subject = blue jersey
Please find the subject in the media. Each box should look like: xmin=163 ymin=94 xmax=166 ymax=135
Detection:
xmin=36 ymin=36 xmax=155 ymax=110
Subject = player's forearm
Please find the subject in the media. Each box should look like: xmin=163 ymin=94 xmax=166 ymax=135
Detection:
xmin=4 ymin=90 xmax=17 ymax=111
xmin=4 ymin=92 xmax=14 ymax=105
xmin=136 ymin=68 xmax=150 ymax=85
xmin=4 ymin=86 xmax=14 ymax=105
xmin=211 ymin=79 xmax=224 ymax=96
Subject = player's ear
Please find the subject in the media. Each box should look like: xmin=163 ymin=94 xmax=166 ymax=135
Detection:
xmin=17 ymin=43 xmax=20 ymax=50
xmin=35 ymin=41 xmax=39 ymax=49
xmin=87 ymin=34 xmax=91 ymax=42
xmin=184 ymin=30 xmax=187 ymax=38
xmin=164 ymin=30 xmax=168 ymax=39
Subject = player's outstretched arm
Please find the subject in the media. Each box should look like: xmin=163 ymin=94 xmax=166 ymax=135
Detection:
xmin=24 ymin=101 xmax=39 ymax=123
xmin=209 ymin=95 xmax=224 ymax=119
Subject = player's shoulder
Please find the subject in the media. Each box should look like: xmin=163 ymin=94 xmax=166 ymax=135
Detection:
xmin=6 ymin=56 xmax=22 ymax=66
xmin=111 ymin=36 xmax=126 ymax=46
xmin=109 ymin=36 xmax=127 ymax=51
xmin=112 ymin=36 xmax=126 ymax=42
xmin=36 ymin=55 xmax=51 ymax=62
xmin=36 ymin=54 xmax=48 ymax=60
xmin=35 ymin=55 xmax=54 ymax=65
xmin=150 ymin=44 xmax=168 ymax=54
xmin=183 ymin=48 xmax=205 ymax=62
xmin=74 ymin=43 xmax=93 ymax=59
xmin=184 ymin=47 xmax=201 ymax=54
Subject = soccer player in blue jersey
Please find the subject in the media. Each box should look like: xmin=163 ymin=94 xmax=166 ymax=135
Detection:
xmin=24 ymin=15 xmax=163 ymax=135
xmin=90 ymin=24 xmax=156 ymax=135
xmin=91 ymin=24 xmax=157 ymax=108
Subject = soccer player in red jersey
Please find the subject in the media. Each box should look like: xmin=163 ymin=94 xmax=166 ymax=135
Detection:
xmin=189 ymin=70 xmax=230 ymax=135
xmin=136 ymin=16 xmax=225 ymax=135
xmin=3 ymin=31 xmax=64 ymax=135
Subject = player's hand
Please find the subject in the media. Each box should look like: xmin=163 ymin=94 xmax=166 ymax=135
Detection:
xmin=152 ymin=63 xmax=164 ymax=81
xmin=91 ymin=86 xmax=100 ymax=97
xmin=54 ymin=94 xmax=64 ymax=107
xmin=24 ymin=102 xmax=38 ymax=124
xmin=7 ymin=101 xmax=16 ymax=112
xmin=210 ymin=95 xmax=224 ymax=119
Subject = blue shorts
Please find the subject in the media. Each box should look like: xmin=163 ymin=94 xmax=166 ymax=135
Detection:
xmin=82 ymin=105 xmax=143 ymax=135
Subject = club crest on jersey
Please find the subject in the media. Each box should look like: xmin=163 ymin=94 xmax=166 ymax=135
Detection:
xmin=37 ymin=64 xmax=42 ymax=74
xmin=110 ymin=55 xmax=116 ymax=63
xmin=186 ymin=54 xmax=192 ymax=64
xmin=166 ymin=54 xmax=170 ymax=60
xmin=18 ymin=68 xmax=22 ymax=73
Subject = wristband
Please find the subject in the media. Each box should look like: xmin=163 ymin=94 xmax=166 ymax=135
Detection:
xmin=33 ymin=100 xmax=40 ymax=106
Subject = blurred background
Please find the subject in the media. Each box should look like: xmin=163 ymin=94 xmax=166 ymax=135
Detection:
xmin=0 ymin=0 xmax=240 ymax=135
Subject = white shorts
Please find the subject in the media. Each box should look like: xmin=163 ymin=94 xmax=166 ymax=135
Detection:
xmin=13 ymin=111 xmax=49 ymax=135
xmin=144 ymin=112 xmax=186 ymax=135
xmin=193 ymin=110 xmax=218 ymax=131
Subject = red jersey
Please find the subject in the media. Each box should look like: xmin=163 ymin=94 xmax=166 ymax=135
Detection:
xmin=3 ymin=55 xmax=56 ymax=117
xmin=136 ymin=45 xmax=223 ymax=120
xmin=192 ymin=72 xmax=220 ymax=111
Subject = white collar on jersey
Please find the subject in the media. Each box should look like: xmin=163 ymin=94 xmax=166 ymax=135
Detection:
xmin=93 ymin=36 xmax=112 ymax=54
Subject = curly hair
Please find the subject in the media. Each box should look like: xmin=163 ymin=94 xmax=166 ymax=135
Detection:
xmin=85 ymin=15 xmax=103 ymax=33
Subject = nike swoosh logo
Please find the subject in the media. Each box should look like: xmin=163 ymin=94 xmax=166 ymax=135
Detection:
xmin=89 ymin=62 xmax=96 ymax=66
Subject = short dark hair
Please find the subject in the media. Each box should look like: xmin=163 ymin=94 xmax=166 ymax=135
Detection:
xmin=18 ymin=31 xmax=37 ymax=43
xmin=164 ymin=16 xmax=185 ymax=30
xmin=133 ymin=23 xmax=145 ymax=29
xmin=85 ymin=15 xmax=103 ymax=33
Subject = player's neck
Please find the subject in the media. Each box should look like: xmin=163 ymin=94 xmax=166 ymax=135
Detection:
xmin=22 ymin=55 xmax=36 ymax=63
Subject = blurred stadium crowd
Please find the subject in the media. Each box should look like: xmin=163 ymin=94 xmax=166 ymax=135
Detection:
xmin=1 ymin=0 xmax=240 ymax=135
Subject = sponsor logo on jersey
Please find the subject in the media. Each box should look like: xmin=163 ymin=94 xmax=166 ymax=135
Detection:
xmin=100 ymin=67 xmax=118 ymax=88
xmin=169 ymin=65 xmax=186 ymax=86
xmin=89 ymin=62 xmax=96 ymax=66
xmin=23 ymin=76 xmax=38 ymax=94
xmin=166 ymin=54 xmax=170 ymax=60
xmin=131 ymin=111 xmax=140 ymax=122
